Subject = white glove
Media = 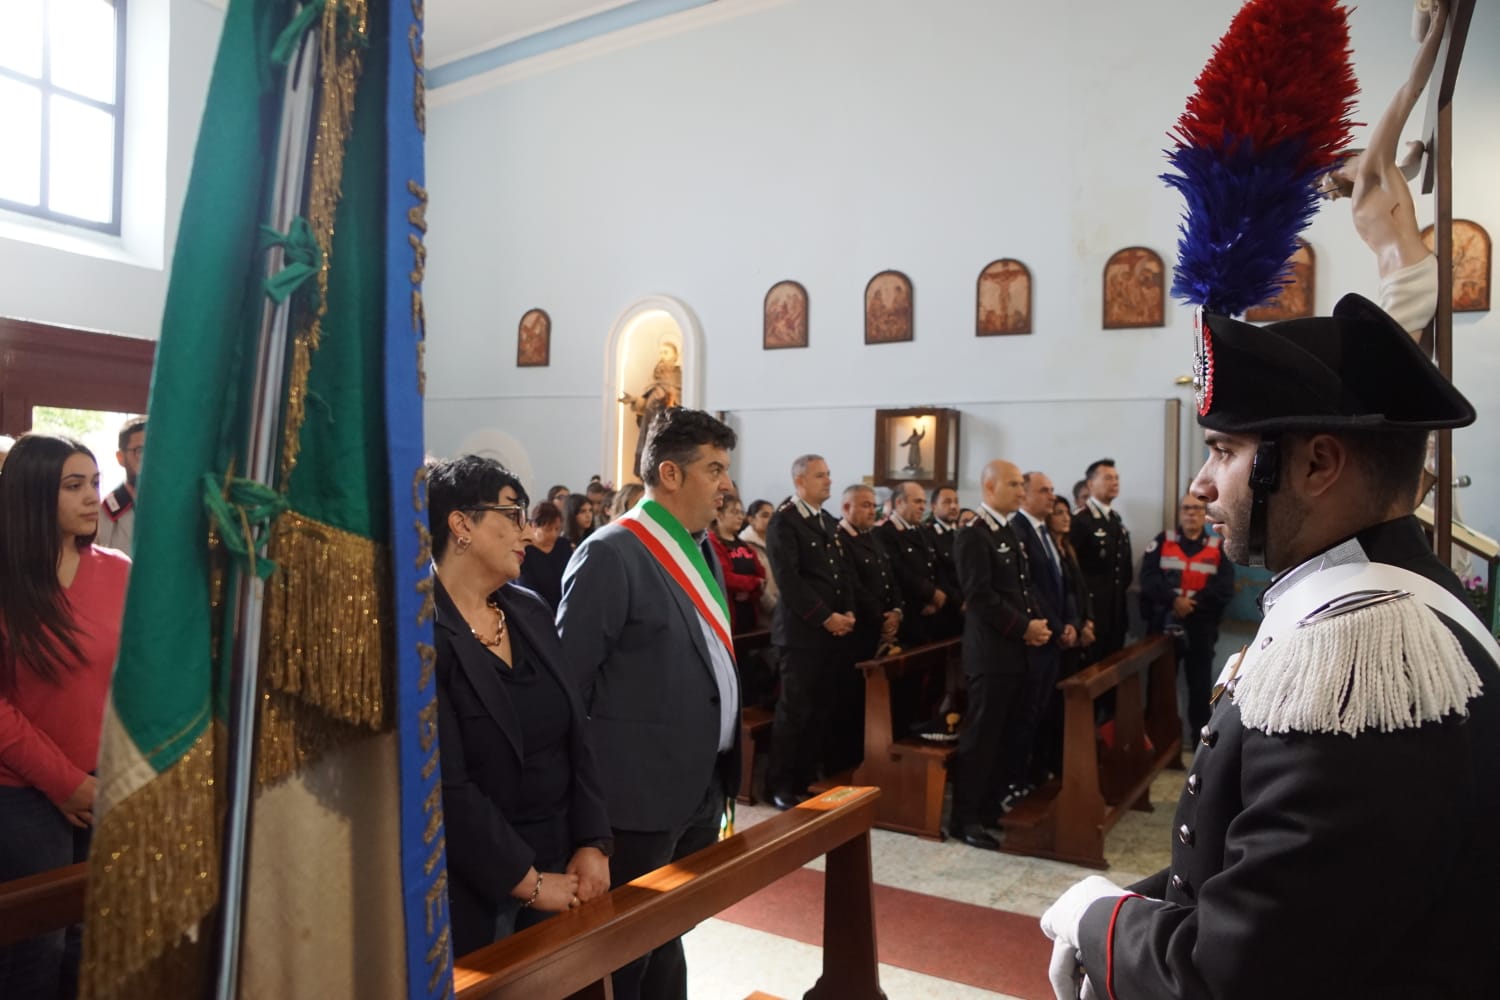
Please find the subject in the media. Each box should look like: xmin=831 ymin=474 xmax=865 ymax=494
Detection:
xmin=1040 ymin=874 xmax=1128 ymax=951
xmin=1048 ymin=937 xmax=1084 ymax=1000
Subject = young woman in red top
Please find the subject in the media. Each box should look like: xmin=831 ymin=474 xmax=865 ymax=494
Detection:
xmin=709 ymin=496 xmax=765 ymax=635
xmin=0 ymin=433 xmax=131 ymax=998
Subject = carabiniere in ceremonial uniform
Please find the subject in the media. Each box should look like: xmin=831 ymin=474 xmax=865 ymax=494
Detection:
xmin=1041 ymin=295 xmax=1500 ymax=1000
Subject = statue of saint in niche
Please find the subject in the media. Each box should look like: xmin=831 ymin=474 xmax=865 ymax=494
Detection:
xmin=899 ymin=424 xmax=926 ymax=474
xmin=620 ymin=341 xmax=683 ymax=479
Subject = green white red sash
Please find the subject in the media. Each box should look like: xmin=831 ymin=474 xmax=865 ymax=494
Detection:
xmin=616 ymin=498 xmax=736 ymax=663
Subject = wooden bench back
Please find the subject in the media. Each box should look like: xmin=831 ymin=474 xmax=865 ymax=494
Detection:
xmin=855 ymin=637 xmax=960 ymax=747
xmin=454 ymin=786 xmax=880 ymax=999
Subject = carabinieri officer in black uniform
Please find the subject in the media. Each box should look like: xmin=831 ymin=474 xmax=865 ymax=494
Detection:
xmin=1069 ymin=459 xmax=1132 ymax=661
xmin=1041 ymin=295 xmax=1500 ymax=1000
xmin=764 ymin=454 xmax=856 ymax=810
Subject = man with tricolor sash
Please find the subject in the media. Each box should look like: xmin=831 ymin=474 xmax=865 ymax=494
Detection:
xmin=558 ymin=407 xmax=741 ymax=1000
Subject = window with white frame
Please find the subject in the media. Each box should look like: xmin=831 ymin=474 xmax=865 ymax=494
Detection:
xmin=0 ymin=0 xmax=127 ymax=234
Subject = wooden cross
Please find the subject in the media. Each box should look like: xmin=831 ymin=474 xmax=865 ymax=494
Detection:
xmin=1417 ymin=0 xmax=1475 ymax=563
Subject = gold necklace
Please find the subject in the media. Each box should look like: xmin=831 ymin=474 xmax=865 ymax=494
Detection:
xmin=470 ymin=598 xmax=508 ymax=648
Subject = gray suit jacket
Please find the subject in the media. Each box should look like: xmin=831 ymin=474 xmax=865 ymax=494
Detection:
xmin=557 ymin=520 xmax=740 ymax=832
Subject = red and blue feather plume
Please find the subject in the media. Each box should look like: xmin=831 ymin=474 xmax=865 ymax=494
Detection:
xmin=1163 ymin=0 xmax=1359 ymax=316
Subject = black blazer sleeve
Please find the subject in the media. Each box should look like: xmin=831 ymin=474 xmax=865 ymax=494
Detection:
xmin=435 ymin=640 xmax=536 ymax=901
xmin=556 ymin=536 xmax=631 ymax=711
xmin=504 ymin=587 xmax=613 ymax=848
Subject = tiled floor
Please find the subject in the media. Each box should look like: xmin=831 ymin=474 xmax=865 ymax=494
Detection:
xmin=684 ymin=758 xmax=1189 ymax=999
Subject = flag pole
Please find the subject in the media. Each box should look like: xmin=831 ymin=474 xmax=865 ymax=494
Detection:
xmin=213 ymin=18 xmax=323 ymax=999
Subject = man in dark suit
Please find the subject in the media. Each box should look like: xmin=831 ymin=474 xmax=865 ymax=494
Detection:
xmin=924 ymin=484 xmax=965 ymax=641
xmin=1006 ymin=471 xmax=1080 ymax=795
xmin=1069 ymin=458 xmax=1133 ymax=661
xmin=949 ymin=460 xmax=1051 ymax=849
xmin=833 ymin=484 xmax=902 ymax=771
xmin=764 ymin=454 xmax=856 ymax=809
xmin=558 ymin=408 xmax=740 ymax=1000
xmin=875 ymin=480 xmax=951 ymax=646
xmin=1042 ymin=295 xmax=1500 ymax=999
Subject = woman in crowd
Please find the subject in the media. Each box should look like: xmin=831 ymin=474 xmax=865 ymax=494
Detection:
xmin=609 ymin=482 xmax=644 ymax=519
xmin=709 ymin=496 xmax=765 ymax=635
xmin=518 ymin=501 xmax=572 ymax=612
xmin=428 ymin=456 xmax=611 ymax=955
xmin=1049 ymin=498 xmax=1096 ymax=658
xmin=0 ymin=434 xmax=130 ymax=998
xmin=738 ymin=499 xmax=779 ymax=628
xmin=563 ymin=493 xmax=595 ymax=547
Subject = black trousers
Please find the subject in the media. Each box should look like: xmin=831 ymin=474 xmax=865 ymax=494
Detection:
xmin=950 ymin=670 xmax=1025 ymax=829
xmin=767 ymin=644 xmax=850 ymax=795
xmin=608 ymin=777 xmax=727 ymax=1000
xmin=1002 ymin=645 xmax=1061 ymax=788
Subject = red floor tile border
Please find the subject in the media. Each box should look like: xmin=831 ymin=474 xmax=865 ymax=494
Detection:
xmin=716 ymin=868 xmax=1053 ymax=1000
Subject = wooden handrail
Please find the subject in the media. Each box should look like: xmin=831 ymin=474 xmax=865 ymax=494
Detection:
xmin=454 ymin=785 xmax=883 ymax=1000
xmin=0 ymin=861 xmax=88 ymax=947
xmin=1061 ymin=634 xmax=1174 ymax=701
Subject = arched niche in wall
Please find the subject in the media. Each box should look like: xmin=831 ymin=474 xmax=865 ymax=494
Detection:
xmin=602 ymin=295 xmax=704 ymax=486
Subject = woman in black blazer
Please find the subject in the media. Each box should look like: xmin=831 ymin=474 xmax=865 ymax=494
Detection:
xmin=428 ymin=456 xmax=612 ymax=956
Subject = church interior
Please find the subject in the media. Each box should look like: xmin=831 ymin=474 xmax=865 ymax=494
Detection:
xmin=1 ymin=1 xmax=1497 ymax=998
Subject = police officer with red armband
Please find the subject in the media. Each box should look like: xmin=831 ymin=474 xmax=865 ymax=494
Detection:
xmin=1139 ymin=494 xmax=1235 ymax=733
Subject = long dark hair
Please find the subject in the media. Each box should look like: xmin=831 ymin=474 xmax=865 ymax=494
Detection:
xmin=563 ymin=493 xmax=594 ymax=545
xmin=0 ymin=433 xmax=96 ymax=691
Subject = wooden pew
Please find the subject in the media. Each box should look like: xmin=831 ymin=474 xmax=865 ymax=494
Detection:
xmin=0 ymin=860 xmax=87 ymax=947
xmin=454 ymin=785 xmax=885 ymax=1000
xmin=1000 ymin=635 xmax=1181 ymax=869
xmin=733 ymin=628 xmax=775 ymax=805
xmin=850 ymin=638 xmax=961 ymax=841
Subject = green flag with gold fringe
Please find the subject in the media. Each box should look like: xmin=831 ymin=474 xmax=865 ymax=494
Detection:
xmin=82 ymin=1 xmax=448 ymax=996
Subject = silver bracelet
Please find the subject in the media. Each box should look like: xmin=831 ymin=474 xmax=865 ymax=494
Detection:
xmin=521 ymin=871 xmax=543 ymax=909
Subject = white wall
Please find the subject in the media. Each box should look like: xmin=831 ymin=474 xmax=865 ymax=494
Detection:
xmin=423 ymin=0 xmax=1500 ymax=548
xmin=0 ymin=0 xmax=223 ymax=340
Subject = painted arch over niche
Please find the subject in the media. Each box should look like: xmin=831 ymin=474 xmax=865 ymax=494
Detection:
xmin=602 ymin=295 xmax=704 ymax=486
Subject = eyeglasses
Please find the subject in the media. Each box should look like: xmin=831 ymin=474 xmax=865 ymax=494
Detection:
xmin=462 ymin=504 xmax=526 ymax=528
xmin=124 ymin=447 xmax=144 ymax=458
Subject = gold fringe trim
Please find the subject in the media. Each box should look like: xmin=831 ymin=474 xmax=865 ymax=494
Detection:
xmin=80 ymin=730 xmax=220 ymax=1000
xmin=256 ymin=687 xmax=389 ymax=787
xmin=279 ymin=0 xmax=371 ymax=488
xmin=262 ymin=510 xmax=392 ymax=727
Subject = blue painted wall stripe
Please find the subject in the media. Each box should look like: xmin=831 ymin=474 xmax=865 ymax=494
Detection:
xmin=429 ymin=0 xmax=719 ymax=90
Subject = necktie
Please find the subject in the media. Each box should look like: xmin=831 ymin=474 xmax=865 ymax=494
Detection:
xmin=1042 ymin=527 xmax=1061 ymax=575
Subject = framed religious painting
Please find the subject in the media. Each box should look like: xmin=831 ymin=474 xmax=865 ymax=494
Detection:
xmin=976 ymin=258 xmax=1032 ymax=335
xmin=517 ymin=308 xmax=550 ymax=367
xmin=1422 ymin=219 xmax=1491 ymax=312
xmin=1245 ymin=239 xmax=1315 ymax=322
xmin=873 ymin=407 xmax=960 ymax=488
xmin=1102 ymin=246 xmax=1165 ymax=329
xmin=763 ymin=280 xmax=809 ymax=349
xmin=865 ymin=270 xmax=914 ymax=344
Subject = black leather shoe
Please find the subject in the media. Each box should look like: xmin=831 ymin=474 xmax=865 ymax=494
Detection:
xmin=770 ymin=791 xmax=810 ymax=811
xmin=951 ymin=824 xmax=1000 ymax=850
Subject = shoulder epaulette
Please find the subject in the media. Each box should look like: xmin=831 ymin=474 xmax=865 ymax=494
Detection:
xmin=1234 ymin=591 xmax=1482 ymax=737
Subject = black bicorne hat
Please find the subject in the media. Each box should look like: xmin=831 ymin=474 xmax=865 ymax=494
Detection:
xmin=1193 ymin=293 xmax=1476 ymax=434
